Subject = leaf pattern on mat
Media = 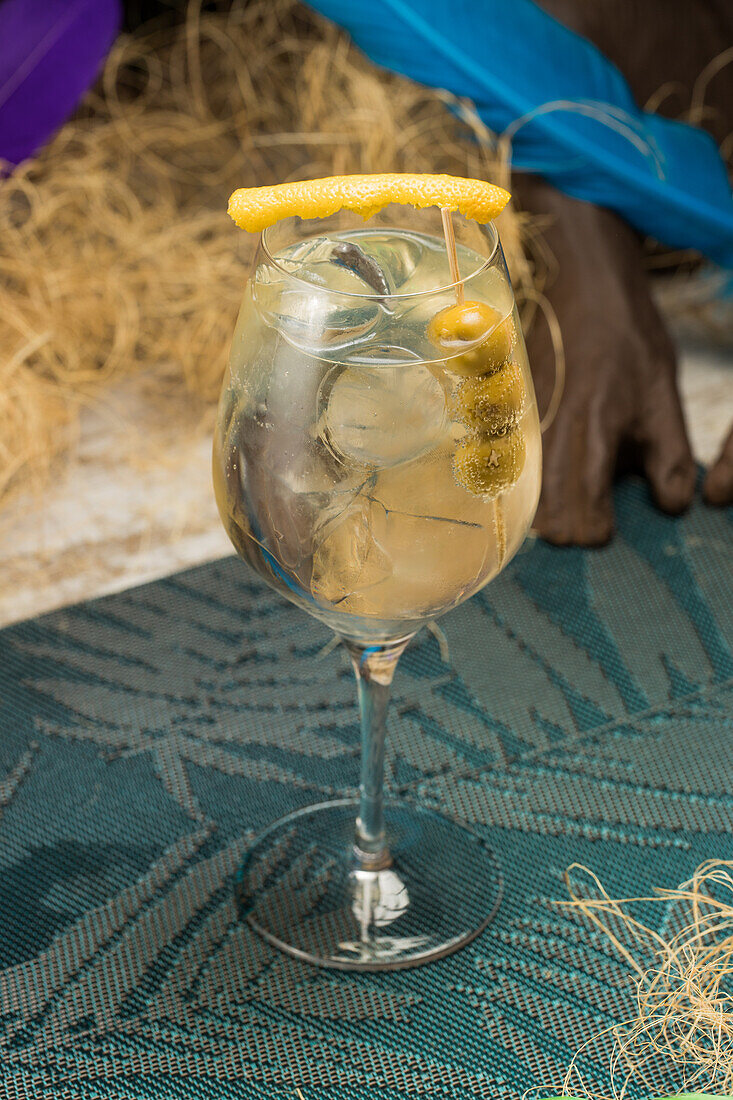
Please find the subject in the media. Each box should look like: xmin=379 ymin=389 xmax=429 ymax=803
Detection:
xmin=0 ymin=481 xmax=730 ymax=1097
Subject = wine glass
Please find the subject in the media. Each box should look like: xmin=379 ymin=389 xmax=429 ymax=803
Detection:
xmin=213 ymin=204 xmax=541 ymax=970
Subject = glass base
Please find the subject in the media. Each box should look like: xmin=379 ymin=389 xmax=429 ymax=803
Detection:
xmin=235 ymin=798 xmax=502 ymax=971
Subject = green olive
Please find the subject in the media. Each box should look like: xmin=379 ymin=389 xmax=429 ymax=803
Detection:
xmin=452 ymin=428 xmax=526 ymax=498
xmin=427 ymin=300 xmax=513 ymax=377
xmin=452 ymin=360 xmax=526 ymax=434
xmin=428 ymin=300 xmax=499 ymax=348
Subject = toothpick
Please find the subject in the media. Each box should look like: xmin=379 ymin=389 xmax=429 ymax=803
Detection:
xmin=493 ymin=496 xmax=506 ymax=565
xmin=440 ymin=207 xmax=464 ymax=305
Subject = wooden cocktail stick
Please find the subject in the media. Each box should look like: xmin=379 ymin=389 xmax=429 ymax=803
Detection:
xmin=493 ymin=493 xmax=506 ymax=564
xmin=440 ymin=207 xmax=464 ymax=305
xmin=440 ymin=206 xmax=505 ymax=566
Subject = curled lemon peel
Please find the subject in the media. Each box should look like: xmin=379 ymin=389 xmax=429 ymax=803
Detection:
xmin=227 ymin=173 xmax=510 ymax=232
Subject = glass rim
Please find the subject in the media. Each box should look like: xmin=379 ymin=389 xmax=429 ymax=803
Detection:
xmin=259 ymin=217 xmax=501 ymax=301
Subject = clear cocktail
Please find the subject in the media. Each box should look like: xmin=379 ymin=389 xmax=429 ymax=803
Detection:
xmin=213 ymin=180 xmax=540 ymax=969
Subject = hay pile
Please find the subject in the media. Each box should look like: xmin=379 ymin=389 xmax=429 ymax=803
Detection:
xmin=558 ymin=860 xmax=733 ymax=1099
xmin=0 ymin=0 xmax=529 ymax=510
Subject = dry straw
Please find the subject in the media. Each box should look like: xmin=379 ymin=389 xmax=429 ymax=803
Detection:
xmin=2 ymin=0 xmax=726 ymax=516
xmin=556 ymin=860 xmax=733 ymax=1099
xmin=0 ymin=0 xmax=536 ymax=512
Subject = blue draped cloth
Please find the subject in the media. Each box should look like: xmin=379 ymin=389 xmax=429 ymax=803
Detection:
xmin=306 ymin=0 xmax=733 ymax=267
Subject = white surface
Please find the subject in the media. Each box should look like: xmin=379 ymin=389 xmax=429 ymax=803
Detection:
xmin=0 ymin=341 xmax=730 ymax=631
xmin=0 ymin=390 xmax=233 ymax=629
xmin=677 ymin=340 xmax=732 ymax=466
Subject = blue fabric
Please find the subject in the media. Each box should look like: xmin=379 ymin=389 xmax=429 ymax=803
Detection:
xmin=0 ymin=479 xmax=731 ymax=1097
xmin=305 ymin=0 xmax=733 ymax=268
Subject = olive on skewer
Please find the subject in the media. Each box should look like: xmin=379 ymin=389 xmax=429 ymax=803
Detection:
xmin=452 ymin=427 xmax=526 ymax=498
xmin=451 ymin=359 xmax=526 ymax=435
xmin=427 ymin=299 xmax=527 ymax=500
xmin=427 ymin=300 xmax=513 ymax=378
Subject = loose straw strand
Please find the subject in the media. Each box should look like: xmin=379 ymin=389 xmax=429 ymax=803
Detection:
xmin=521 ymin=285 xmax=566 ymax=434
xmin=555 ymin=859 xmax=733 ymax=1099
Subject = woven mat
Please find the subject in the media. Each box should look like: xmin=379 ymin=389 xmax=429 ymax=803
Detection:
xmin=0 ymin=481 xmax=731 ymax=1099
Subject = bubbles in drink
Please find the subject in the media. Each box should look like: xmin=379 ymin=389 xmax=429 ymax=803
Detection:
xmin=451 ymin=361 xmax=526 ymax=434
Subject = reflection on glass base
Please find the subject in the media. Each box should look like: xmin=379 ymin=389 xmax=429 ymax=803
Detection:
xmin=235 ymin=799 xmax=502 ymax=971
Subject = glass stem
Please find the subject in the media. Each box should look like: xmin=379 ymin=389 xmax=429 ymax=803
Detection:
xmin=344 ymin=638 xmax=411 ymax=870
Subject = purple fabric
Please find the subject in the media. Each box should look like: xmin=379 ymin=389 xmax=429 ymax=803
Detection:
xmin=0 ymin=0 xmax=121 ymax=166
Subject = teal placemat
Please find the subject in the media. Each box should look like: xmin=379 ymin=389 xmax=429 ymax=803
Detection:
xmin=0 ymin=480 xmax=731 ymax=1099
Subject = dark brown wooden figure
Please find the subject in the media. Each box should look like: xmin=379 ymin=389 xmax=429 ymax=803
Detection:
xmin=516 ymin=0 xmax=733 ymax=544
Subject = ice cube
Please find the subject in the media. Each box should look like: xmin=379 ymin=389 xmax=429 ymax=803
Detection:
xmin=364 ymin=446 xmax=502 ymax=614
xmin=269 ymin=431 xmax=372 ymax=542
xmin=275 ymin=449 xmax=370 ymax=500
xmin=365 ymin=508 xmax=491 ymax=616
xmin=330 ymin=241 xmax=391 ymax=298
xmin=351 ymin=231 xmax=423 ymax=290
xmin=324 ymin=363 xmax=447 ymax=467
xmin=310 ymin=447 xmax=505 ymax=619
xmin=253 ymin=238 xmax=383 ymax=353
xmin=278 ymin=237 xmax=388 ymax=296
xmin=280 ymin=236 xmax=336 ymax=271
xmin=311 ymin=498 xmax=392 ymax=607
